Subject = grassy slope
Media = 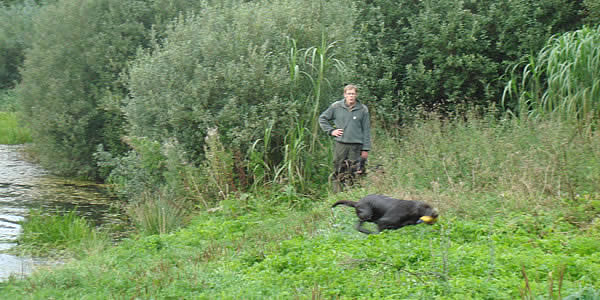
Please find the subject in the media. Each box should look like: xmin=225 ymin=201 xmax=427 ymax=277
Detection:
xmin=1 ymin=117 xmax=599 ymax=299
xmin=1 ymin=203 xmax=598 ymax=299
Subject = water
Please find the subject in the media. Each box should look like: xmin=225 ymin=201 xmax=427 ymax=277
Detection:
xmin=0 ymin=144 xmax=121 ymax=281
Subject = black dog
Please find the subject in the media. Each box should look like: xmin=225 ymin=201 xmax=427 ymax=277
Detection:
xmin=332 ymin=194 xmax=438 ymax=234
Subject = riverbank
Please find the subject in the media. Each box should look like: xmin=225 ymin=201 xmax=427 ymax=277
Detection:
xmin=0 ymin=144 xmax=124 ymax=281
xmin=1 ymin=117 xmax=599 ymax=298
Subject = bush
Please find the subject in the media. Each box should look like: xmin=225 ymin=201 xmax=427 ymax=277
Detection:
xmin=0 ymin=1 xmax=38 ymax=90
xmin=124 ymin=0 xmax=358 ymax=194
xmin=16 ymin=0 xmax=207 ymax=178
xmin=353 ymin=0 xmax=585 ymax=125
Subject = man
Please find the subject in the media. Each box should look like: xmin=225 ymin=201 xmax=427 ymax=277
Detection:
xmin=319 ymin=84 xmax=371 ymax=191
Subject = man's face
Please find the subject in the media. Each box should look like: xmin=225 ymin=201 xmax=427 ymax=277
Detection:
xmin=344 ymin=89 xmax=357 ymax=107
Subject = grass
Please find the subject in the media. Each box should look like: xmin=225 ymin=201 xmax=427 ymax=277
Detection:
xmin=1 ymin=115 xmax=599 ymax=298
xmin=0 ymin=111 xmax=31 ymax=144
xmin=1 ymin=89 xmax=31 ymax=144
xmin=12 ymin=209 xmax=110 ymax=258
xmin=1 ymin=201 xmax=598 ymax=298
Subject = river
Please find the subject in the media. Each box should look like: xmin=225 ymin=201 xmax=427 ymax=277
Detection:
xmin=0 ymin=144 xmax=121 ymax=281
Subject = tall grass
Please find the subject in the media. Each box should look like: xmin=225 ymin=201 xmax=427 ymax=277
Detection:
xmin=244 ymin=35 xmax=344 ymax=194
xmin=0 ymin=112 xmax=31 ymax=144
xmin=127 ymin=190 xmax=187 ymax=236
xmin=17 ymin=209 xmax=106 ymax=257
xmin=366 ymin=111 xmax=600 ymax=219
xmin=503 ymin=25 xmax=600 ymax=129
xmin=0 ymin=90 xmax=31 ymax=144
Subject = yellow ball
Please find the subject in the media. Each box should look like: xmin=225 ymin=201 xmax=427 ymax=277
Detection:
xmin=419 ymin=216 xmax=436 ymax=224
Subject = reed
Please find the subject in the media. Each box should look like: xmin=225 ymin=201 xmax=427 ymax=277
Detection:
xmin=503 ymin=25 xmax=600 ymax=129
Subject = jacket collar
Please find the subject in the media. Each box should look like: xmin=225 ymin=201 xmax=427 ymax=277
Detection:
xmin=342 ymin=99 xmax=362 ymax=111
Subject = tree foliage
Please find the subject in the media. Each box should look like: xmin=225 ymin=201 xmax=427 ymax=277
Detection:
xmin=354 ymin=0 xmax=585 ymax=125
xmin=10 ymin=0 xmax=596 ymax=193
xmin=0 ymin=0 xmax=38 ymax=89
xmin=124 ymin=0 xmax=357 ymax=175
xmin=16 ymin=0 xmax=206 ymax=177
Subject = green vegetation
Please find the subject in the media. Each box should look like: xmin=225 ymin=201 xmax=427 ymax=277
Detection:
xmin=0 ymin=0 xmax=599 ymax=298
xmin=14 ymin=209 xmax=110 ymax=258
xmin=504 ymin=25 xmax=600 ymax=128
xmin=0 ymin=112 xmax=31 ymax=144
xmin=2 ymin=117 xmax=599 ymax=298
xmin=4 ymin=0 xmax=593 ymax=179
xmin=0 ymin=90 xmax=31 ymax=144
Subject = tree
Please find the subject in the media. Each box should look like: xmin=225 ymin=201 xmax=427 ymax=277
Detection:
xmin=17 ymin=0 xmax=205 ymax=177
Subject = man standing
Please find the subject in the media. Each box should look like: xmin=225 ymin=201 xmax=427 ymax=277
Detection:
xmin=318 ymin=84 xmax=371 ymax=191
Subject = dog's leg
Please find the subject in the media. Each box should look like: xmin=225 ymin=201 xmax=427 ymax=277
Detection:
xmin=355 ymin=220 xmax=375 ymax=234
xmin=376 ymin=216 xmax=406 ymax=232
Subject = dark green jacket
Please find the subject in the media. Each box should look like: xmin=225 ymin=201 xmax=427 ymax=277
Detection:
xmin=318 ymin=99 xmax=371 ymax=151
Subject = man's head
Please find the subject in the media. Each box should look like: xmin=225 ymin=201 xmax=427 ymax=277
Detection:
xmin=343 ymin=84 xmax=358 ymax=108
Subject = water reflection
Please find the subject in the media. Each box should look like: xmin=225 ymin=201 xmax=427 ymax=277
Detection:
xmin=0 ymin=144 xmax=121 ymax=281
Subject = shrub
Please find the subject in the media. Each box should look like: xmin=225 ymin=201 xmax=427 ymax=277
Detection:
xmin=124 ymin=0 xmax=357 ymax=194
xmin=353 ymin=0 xmax=585 ymax=125
xmin=16 ymin=0 xmax=207 ymax=178
xmin=0 ymin=1 xmax=38 ymax=90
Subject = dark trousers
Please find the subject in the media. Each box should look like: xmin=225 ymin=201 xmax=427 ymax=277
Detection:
xmin=333 ymin=142 xmax=362 ymax=173
xmin=331 ymin=142 xmax=363 ymax=192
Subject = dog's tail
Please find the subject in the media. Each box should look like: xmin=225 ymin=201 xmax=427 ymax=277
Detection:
xmin=331 ymin=200 xmax=357 ymax=208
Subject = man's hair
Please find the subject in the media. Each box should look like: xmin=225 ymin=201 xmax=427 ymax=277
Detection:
xmin=344 ymin=84 xmax=358 ymax=93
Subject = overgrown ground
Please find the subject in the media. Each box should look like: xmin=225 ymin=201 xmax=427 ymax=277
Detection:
xmin=1 ymin=116 xmax=599 ymax=299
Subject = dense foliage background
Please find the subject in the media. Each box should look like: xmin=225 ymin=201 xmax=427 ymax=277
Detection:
xmin=0 ymin=0 xmax=594 ymax=181
xmin=0 ymin=0 xmax=597 ymax=212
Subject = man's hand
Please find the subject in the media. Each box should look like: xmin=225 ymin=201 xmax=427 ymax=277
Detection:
xmin=360 ymin=151 xmax=368 ymax=159
xmin=331 ymin=129 xmax=344 ymax=137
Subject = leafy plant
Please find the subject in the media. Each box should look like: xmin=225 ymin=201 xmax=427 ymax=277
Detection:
xmin=16 ymin=0 xmax=208 ymax=178
xmin=504 ymin=25 xmax=600 ymax=129
xmin=0 ymin=1 xmax=38 ymax=90
xmin=354 ymin=0 xmax=584 ymax=125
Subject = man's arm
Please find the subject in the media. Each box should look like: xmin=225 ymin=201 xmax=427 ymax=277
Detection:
xmin=318 ymin=105 xmax=335 ymax=135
